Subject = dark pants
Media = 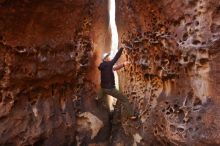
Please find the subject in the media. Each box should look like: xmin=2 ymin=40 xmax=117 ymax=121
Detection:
xmin=97 ymin=88 xmax=133 ymax=117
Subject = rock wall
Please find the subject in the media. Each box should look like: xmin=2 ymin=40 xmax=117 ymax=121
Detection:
xmin=114 ymin=0 xmax=220 ymax=145
xmin=1 ymin=0 xmax=220 ymax=146
xmin=0 ymin=0 xmax=110 ymax=145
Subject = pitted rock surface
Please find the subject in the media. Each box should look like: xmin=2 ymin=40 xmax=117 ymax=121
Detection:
xmin=113 ymin=0 xmax=220 ymax=145
xmin=0 ymin=0 xmax=220 ymax=146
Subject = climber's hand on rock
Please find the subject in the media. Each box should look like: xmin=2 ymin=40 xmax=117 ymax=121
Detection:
xmin=124 ymin=61 xmax=130 ymax=67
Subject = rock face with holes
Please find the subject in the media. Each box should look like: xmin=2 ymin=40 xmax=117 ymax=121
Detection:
xmin=0 ymin=0 xmax=110 ymax=145
xmin=113 ymin=0 xmax=220 ymax=145
xmin=1 ymin=0 xmax=220 ymax=146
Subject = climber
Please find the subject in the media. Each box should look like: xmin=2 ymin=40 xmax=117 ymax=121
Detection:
xmin=97 ymin=47 xmax=136 ymax=120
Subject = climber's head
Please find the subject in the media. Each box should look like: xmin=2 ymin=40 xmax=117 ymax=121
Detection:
xmin=102 ymin=53 xmax=111 ymax=61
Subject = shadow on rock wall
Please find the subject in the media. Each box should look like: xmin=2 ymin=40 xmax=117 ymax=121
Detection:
xmin=0 ymin=0 xmax=110 ymax=145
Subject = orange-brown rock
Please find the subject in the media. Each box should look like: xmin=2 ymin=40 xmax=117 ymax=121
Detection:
xmin=0 ymin=0 xmax=110 ymax=145
xmin=113 ymin=0 xmax=220 ymax=145
xmin=1 ymin=0 xmax=220 ymax=146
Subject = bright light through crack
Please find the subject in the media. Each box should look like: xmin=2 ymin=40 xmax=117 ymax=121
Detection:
xmin=109 ymin=0 xmax=119 ymax=58
xmin=108 ymin=0 xmax=119 ymax=111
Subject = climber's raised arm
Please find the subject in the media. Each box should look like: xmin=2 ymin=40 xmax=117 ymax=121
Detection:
xmin=110 ymin=47 xmax=124 ymax=65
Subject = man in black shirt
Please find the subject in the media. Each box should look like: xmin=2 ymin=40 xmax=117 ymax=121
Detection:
xmin=98 ymin=47 xmax=135 ymax=120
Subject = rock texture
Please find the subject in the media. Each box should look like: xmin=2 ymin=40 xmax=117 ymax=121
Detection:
xmin=1 ymin=0 xmax=220 ymax=146
xmin=114 ymin=0 xmax=220 ymax=145
xmin=0 ymin=0 xmax=110 ymax=145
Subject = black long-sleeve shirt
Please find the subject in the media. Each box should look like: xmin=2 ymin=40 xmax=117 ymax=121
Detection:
xmin=98 ymin=48 xmax=123 ymax=89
